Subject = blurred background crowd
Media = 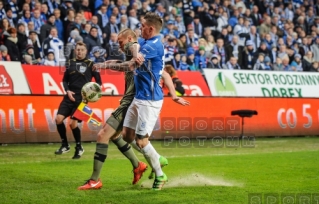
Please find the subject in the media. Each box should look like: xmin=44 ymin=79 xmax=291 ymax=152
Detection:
xmin=0 ymin=0 xmax=318 ymax=72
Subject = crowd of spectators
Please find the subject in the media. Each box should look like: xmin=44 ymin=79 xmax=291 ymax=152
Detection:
xmin=0 ymin=0 xmax=318 ymax=72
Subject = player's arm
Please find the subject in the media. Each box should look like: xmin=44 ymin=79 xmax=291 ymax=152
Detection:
xmin=93 ymin=60 xmax=122 ymax=70
xmin=161 ymin=71 xmax=190 ymax=106
xmin=92 ymin=60 xmax=137 ymax=72
xmin=100 ymin=60 xmax=138 ymax=72
xmin=132 ymin=43 xmax=154 ymax=66
xmin=130 ymin=43 xmax=140 ymax=59
xmin=62 ymin=60 xmax=70 ymax=92
xmin=63 ymin=60 xmax=76 ymax=101
xmin=89 ymin=61 xmax=102 ymax=86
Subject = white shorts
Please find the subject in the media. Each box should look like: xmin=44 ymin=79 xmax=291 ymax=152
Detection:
xmin=123 ymin=98 xmax=163 ymax=137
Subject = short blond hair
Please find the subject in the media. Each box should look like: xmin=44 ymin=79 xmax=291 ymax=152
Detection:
xmin=118 ymin=28 xmax=137 ymax=41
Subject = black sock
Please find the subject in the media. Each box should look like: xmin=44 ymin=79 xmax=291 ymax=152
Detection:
xmin=57 ymin=123 xmax=68 ymax=146
xmin=72 ymin=127 xmax=81 ymax=147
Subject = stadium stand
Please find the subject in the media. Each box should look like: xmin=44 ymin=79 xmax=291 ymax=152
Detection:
xmin=0 ymin=0 xmax=318 ymax=72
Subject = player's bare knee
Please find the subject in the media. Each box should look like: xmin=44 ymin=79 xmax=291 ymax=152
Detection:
xmin=97 ymin=129 xmax=106 ymax=142
xmin=69 ymin=120 xmax=78 ymax=129
xmin=122 ymin=133 xmax=131 ymax=143
xmin=55 ymin=118 xmax=63 ymax=125
xmin=135 ymin=135 xmax=148 ymax=148
xmin=55 ymin=115 xmax=65 ymax=125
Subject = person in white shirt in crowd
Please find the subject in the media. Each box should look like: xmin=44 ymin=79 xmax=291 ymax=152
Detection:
xmin=235 ymin=0 xmax=246 ymax=14
xmin=128 ymin=9 xmax=139 ymax=30
xmin=118 ymin=15 xmax=129 ymax=31
xmin=233 ymin=17 xmax=250 ymax=46
xmin=233 ymin=17 xmax=245 ymax=40
xmin=217 ymin=11 xmax=228 ymax=33
xmin=43 ymin=27 xmax=65 ymax=66
xmin=43 ymin=49 xmax=58 ymax=66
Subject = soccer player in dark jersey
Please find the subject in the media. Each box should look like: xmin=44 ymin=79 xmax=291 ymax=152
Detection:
xmin=55 ymin=42 xmax=102 ymax=159
xmin=78 ymin=28 xmax=188 ymax=190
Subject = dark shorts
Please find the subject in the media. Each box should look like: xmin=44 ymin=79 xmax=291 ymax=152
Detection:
xmin=106 ymin=103 xmax=131 ymax=131
xmin=57 ymin=96 xmax=83 ymax=122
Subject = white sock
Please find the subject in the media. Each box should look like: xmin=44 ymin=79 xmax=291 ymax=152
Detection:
xmin=131 ymin=140 xmax=152 ymax=168
xmin=141 ymin=142 xmax=163 ymax=177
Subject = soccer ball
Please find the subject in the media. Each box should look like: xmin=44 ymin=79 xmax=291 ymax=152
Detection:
xmin=81 ymin=82 xmax=102 ymax=103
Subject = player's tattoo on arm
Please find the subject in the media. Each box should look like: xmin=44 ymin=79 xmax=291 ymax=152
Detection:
xmin=130 ymin=44 xmax=140 ymax=59
xmin=105 ymin=61 xmax=137 ymax=72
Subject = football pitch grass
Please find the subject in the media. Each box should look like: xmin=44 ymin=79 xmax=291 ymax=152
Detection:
xmin=1 ymin=137 xmax=319 ymax=204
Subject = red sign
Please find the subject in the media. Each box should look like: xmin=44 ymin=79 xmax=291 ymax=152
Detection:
xmin=177 ymin=71 xmax=211 ymax=96
xmin=0 ymin=96 xmax=318 ymax=143
xmin=22 ymin=65 xmax=211 ymax=96
xmin=0 ymin=65 xmax=14 ymax=94
xmin=22 ymin=65 xmax=125 ymax=95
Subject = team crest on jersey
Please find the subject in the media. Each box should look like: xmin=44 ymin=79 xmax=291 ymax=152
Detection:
xmin=76 ymin=63 xmax=87 ymax=73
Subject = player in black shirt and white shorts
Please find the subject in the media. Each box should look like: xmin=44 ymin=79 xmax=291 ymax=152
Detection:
xmin=55 ymin=42 xmax=102 ymax=159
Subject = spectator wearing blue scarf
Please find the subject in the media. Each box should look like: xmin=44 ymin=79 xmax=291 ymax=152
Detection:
xmin=242 ymin=40 xmax=256 ymax=70
xmin=262 ymin=33 xmax=275 ymax=50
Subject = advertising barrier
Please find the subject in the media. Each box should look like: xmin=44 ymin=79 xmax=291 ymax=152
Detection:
xmin=203 ymin=69 xmax=319 ymax=97
xmin=0 ymin=62 xmax=211 ymax=96
xmin=0 ymin=62 xmax=31 ymax=94
xmin=0 ymin=96 xmax=318 ymax=143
